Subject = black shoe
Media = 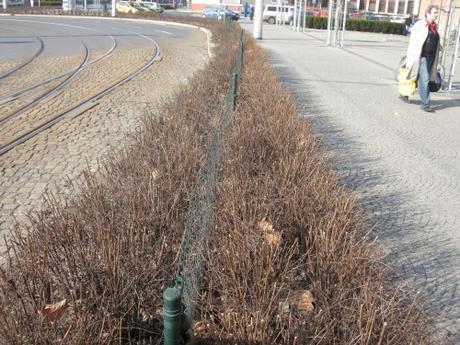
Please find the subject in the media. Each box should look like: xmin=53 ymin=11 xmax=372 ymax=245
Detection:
xmin=422 ymin=106 xmax=435 ymax=113
xmin=399 ymin=95 xmax=409 ymax=103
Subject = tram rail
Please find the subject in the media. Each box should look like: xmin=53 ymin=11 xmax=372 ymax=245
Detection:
xmin=0 ymin=39 xmax=90 ymax=126
xmin=0 ymin=36 xmax=45 ymax=80
xmin=0 ymin=34 xmax=161 ymax=156
xmin=0 ymin=34 xmax=117 ymax=103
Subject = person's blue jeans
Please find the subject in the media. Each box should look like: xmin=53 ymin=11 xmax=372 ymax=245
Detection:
xmin=418 ymin=56 xmax=434 ymax=108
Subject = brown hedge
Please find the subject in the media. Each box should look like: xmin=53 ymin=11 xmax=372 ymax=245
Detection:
xmin=193 ymin=34 xmax=432 ymax=344
xmin=0 ymin=20 xmax=432 ymax=345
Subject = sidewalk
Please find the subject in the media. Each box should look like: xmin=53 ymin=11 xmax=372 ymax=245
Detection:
xmin=241 ymin=21 xmax=460 ymax=342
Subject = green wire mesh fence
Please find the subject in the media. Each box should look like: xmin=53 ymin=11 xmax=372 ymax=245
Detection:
xmin=163 ymin=28 xmax=244 ymax=345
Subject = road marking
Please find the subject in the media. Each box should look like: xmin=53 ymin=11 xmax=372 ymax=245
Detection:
xmin=153 ymin=29 xmax=173 ymax=35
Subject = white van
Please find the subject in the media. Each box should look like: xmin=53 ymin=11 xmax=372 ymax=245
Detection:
xmin=263 ymin=4 xmax=294 ymax=24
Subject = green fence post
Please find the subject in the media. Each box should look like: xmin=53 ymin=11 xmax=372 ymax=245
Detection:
xmin=232 ymin=72 xmax=238 ymax=110
xmin=163 ymin=285 xmax=183 ymax=345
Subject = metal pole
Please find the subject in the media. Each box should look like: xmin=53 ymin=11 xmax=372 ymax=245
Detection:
xmin=2 ymin=0 xmax=6 ymax=11
xmin=440 ymin=0 xmax=454 ymax=68
xmin=31 ymin=0 xmax=34 ymax=8
xmin=84 ymin=0 xmax=86 ymax=10
xmin=282 ymin=2 xmax=286 ymax=25
xmin=253 ymin=0 xmax=263 ymax=39
xmin=326 ymin=0 xmax=333 ymax=45
xmin=297 ymin=0 xmax=302 ymax=31
xmin=333 ymin=0 xmax=340 ymax=46
xmin=280 ymin=0 xmax=284 ymax=26
xmin=447 ymin=19 xmax=460 ymax=91
xmin=111 ymin=0 xmax=115 ymax=16
xmin=293 ymin=0 xmax=297 ymax=30
xmin=276 ymin=0 xmax=280 ymax=25
xmin=340 ymin=0 xmax=348 ymax=47
xmin=303 ymin=0 xmax=307 ymax=32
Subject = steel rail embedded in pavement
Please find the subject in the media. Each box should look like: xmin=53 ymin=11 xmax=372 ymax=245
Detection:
xmin=0 ymin=35 xmax=161 ymax=156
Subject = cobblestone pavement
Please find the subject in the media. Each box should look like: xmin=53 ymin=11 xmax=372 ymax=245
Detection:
xmin=0 ymin=55 xmax=84 ymax=96
xmin=0 ymin=23 xmax=208 ymax=255
xmin=241 ymin=22 xmax=460 ymax=343
xmin=1 ymin=47 xmax=153 ymax=145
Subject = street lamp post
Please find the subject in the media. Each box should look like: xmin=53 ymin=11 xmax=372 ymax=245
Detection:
xmin=253 ymin=0 xmax=263 ymax=39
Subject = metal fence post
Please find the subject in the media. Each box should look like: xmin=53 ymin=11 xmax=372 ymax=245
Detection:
xmin=232 ymin=73 xmax=238 ymax=110
xmin=163 ymin=278 xmax=184 ymax=345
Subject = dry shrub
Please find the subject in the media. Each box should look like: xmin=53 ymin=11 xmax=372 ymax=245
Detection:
xmin=0 ymin=24 xmax=239 ymax=345
xmin=195 ymin=35 xmax=432 ymax=344
xmin=0 ymin=22 xmax=432 ymax=344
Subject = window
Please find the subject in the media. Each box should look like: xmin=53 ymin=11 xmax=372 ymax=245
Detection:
xmin=397 ymin=0 xmax=405 ymax=14
xmin=406 ymin=0 xmax=413 ymax=14
xmin=368 ymin=0 xmax=376 ymax=12
xmin=387 ymin=0 xmax=395 ymax=13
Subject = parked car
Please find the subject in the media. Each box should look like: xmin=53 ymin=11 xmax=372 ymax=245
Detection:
xmin=360 ymin=12 xmax=391 ymax=21
xmin=306 ymin=7 xmax=321 ymax=16
xmin=263 ymin=4 xmax=294 ymax=24
xmin=224 ymin=8 xmax=240 ymax=20
xmin=201 ymin=7 xmax=240 ymax=20
xmin=130 ymin=2 xmax=150 ymax=12
xmin=116 ymin=1 xmax=140 ymax=13
xmin=138 ymin=1 xmax=163 ymax=12
xmin=157 ymin=0 xmax=176 ymax=9
xmin=390 ymin=15 xmax=405 ymax=23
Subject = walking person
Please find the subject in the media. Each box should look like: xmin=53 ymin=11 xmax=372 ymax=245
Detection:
xmin=402 ymin=5 xmax=441 ymax=112
xmin=249 ymin=5 xmax=254 ymax=21
xmin=404 ymin=14 xmax=416 ymax=35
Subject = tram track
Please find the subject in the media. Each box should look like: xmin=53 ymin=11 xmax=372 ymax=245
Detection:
xmin=0 ymin=34 xmax=117 ymax=104
xmin=0 ymin=39 xmax=90 ymax=126
xmin=0 ymin=33 xmax=45 ymax=81
xmin=0 ymin=33 xmax=161 ymax=156
xmin=0 ymin=18 xmax=120 ymax=100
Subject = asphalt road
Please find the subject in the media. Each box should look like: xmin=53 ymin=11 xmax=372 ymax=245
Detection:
xmin=241 ymin=20 xmax=460 ymax=343
xmin=0 ymin=15 xmax=192 ymax=60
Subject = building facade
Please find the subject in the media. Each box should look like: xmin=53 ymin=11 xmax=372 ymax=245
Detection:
xmin=350 ymin=0 xmax=460 ymax=18
xmin=190 ymin=0 xmax=241 ymax=10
